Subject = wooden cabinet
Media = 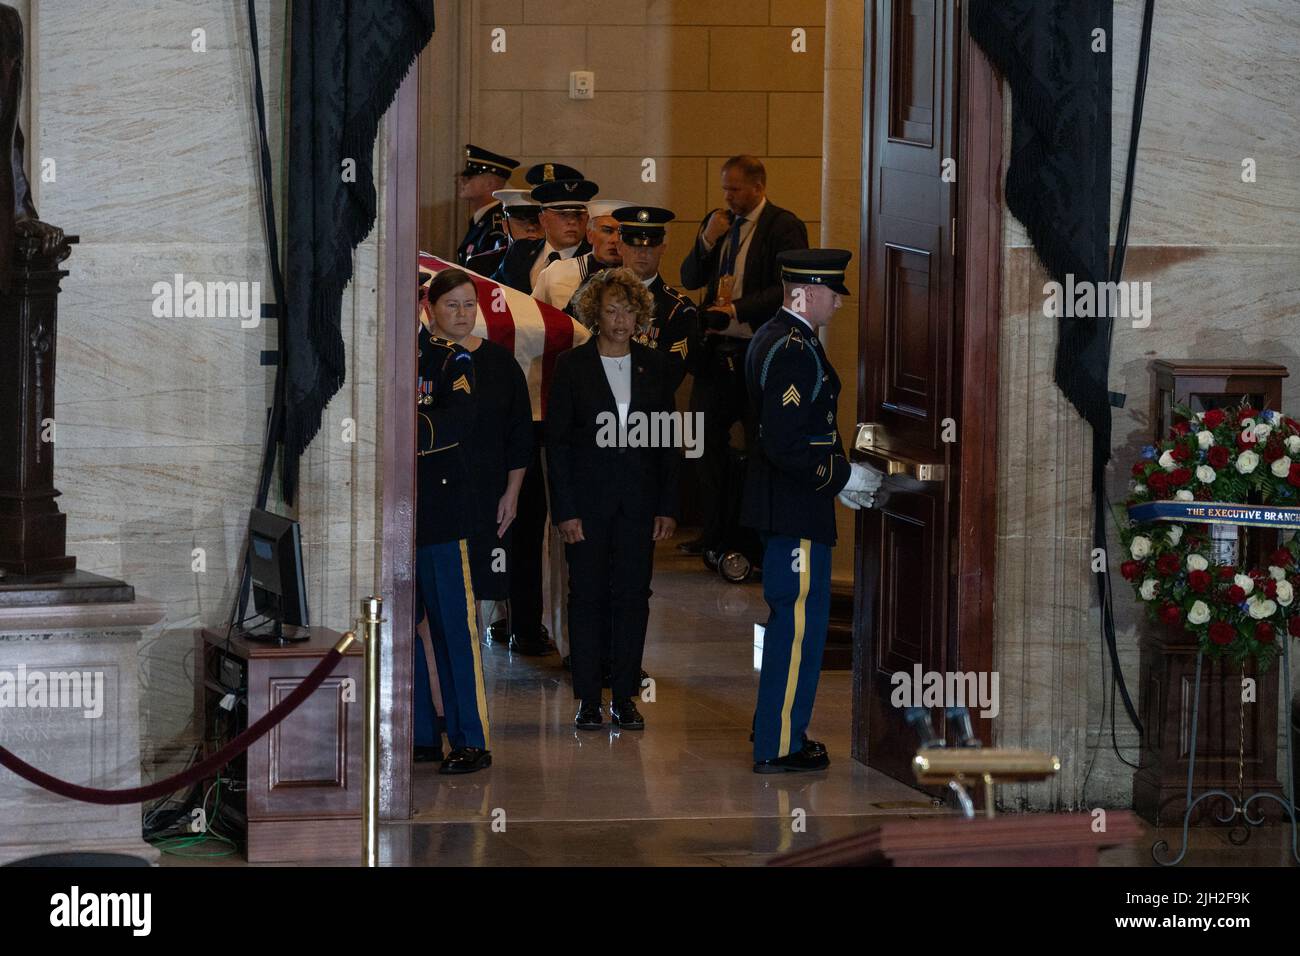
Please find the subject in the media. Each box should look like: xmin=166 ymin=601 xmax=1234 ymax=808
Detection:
xmin=198 ymin=627 xmax=364 ymax=863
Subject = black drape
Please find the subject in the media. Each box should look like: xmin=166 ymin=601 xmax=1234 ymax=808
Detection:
xmin=283 ymin=0 xmax=435 ymax=502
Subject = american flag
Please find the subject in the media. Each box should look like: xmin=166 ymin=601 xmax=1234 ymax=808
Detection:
xmin=419 ymin=252 xmax=590 ymax=418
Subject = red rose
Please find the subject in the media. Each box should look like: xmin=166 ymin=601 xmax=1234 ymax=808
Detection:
xmin=1290 ymin=617 xmax=1300 ymax=638
xmin=1255 ymin=621 xmax=1275 ymax=643
xmin=1155 ymin=554 xmax=1181 ymax=577
xmin=1226 ymin=585 xmax=1246 ymax=604
xmin=1194 ymin=486 xmax=1213 ymax=500
xmin=1237 ymin=406 xmax=1257 ymax=423
xmin=1285 ymin=416 xmax=1300 ymax=433
xmin=1288 ymin=463 xmax=1300 ymax=488
xmin=1207 ymin=446 xmax=1230 ymax=469
xmin=1237 ymin=431 xmax=1257 ymax=451
xmin=1217 ymin=566 xmax=1236 ymax=581
xmin=1171 ymin=444 xmax=1191 ymax=462
xmin=1171 ymin=421 xmax=1191 ymax=437
xmin=1160 ymin=603 xmax=1183 ymax=626
xmin=1169 ymin=467 xmax=1191 ymax=486
xmin=1209 ymin=621 xmax=1236 ymax=645
xmin=1202 ymin=408 xmax=1226 ymax=429
xmin=1121 ymin=560 xmax=1142 ymax=581
xmin=1270 ymin=548 xmax=1292 ymax=568
xmin=1265 ymin=579 xmax=1278 ymax=598
xmin=1131 ymin=461 xmax=1147 ymax=478
xmin=1264 ymin=437 xmax=1285 ymax=462
xmin=1147 ymin=472 xmax=1170 ymax=496
xmin=1188 ymin=570 xmax=1211 ymax=592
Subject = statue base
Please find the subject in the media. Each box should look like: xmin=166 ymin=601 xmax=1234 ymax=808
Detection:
xmin=0 ymin=569 xmax=134 ymax=608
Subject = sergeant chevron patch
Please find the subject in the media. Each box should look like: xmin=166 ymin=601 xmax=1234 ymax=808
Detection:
xmin=670 ymin=339 xmax=689 ymax=358
xmin=452 ymin=374 xmax=471 ymax=394
xmin=782 ymin=384 xmax=801 ymax=407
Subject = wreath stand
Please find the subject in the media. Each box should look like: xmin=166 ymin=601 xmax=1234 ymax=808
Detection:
xmin=1153 ymin=626 xmax=1300 ymax=865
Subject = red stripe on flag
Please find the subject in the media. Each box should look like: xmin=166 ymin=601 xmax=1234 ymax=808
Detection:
xmin=539 ymin=301 xmax=575 ymax=418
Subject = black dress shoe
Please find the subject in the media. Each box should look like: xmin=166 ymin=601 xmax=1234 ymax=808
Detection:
xmin=802 ymin=737 xmax=827 ymax=756
xmin=439 ymin=747 xmax=492 ymax=774
xmin=413 ymin=745 xmax=444 ymax=763
xmin=610 ymin=698 xmax=645 ymax=730
xmin=510 ymin=632 xmax=552 ymax=655
xmin=575 ymin=700 xmax=603 ymax=730
xmin=754 ymin=747 xmax=830 ymax=774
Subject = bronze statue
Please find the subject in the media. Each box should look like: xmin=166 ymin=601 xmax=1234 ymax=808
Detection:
xmin=0 ymin=3 xmax=66 ymax=290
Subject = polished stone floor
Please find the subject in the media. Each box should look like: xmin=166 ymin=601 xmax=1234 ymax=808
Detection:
xmin=396 ymin=539 xmax=946 ymax=864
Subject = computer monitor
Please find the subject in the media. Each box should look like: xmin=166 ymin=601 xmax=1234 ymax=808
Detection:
xmin=247 ymin=508 xmax=309 ymax=642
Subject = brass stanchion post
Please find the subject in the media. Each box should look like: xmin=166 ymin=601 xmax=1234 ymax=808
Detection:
xmin=360 ymin=595 xmax=384 ymax=866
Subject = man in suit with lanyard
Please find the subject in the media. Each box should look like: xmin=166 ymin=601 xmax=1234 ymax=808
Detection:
xmin=678 ymin=155 xmax=808 ymax=556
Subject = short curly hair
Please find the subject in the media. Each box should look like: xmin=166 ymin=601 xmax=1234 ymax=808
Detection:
xmin=573 ymin=267 xmax=655 ymax=334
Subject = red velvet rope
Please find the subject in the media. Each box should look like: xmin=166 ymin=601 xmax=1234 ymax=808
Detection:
xmin=0 ymin=648 xmax=345 ymax=806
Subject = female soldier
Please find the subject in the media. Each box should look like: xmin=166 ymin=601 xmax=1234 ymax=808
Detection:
xmin=414 ymin=268 xmax=529 ymax=773
xmin=546 ymin=268 xmax=680 ymax=731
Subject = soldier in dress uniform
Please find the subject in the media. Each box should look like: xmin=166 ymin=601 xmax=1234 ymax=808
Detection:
xmin=463 ymin=188 xmax=542 ymax=278
xmin=533 ymin=198 xmax=632 ymax=311
xmin=490 ymin=163 xmax=593 ymax=293
xmin=741 ymin=249 xmax=883 ymax=773
xmin=414 ymin=277 xmax=494 ymax=774
xmin=611 ymin=205 xmax=699 ymax=388
xmin=454 ymin=144 xmax=519 ymax=266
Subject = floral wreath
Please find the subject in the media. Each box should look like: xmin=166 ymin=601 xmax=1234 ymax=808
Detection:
xmin=1119 ymin=401 xmax=1300 ymax=668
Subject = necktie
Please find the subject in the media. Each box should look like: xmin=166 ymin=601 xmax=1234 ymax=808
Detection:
xmin=721 ymin=216 xmax=746 ymax=276
xmin=547 ymin=250 xmax=561 ymax=264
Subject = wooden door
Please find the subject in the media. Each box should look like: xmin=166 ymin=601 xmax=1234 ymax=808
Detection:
xmin=852 ymin=0 xmax=1001 ymax=786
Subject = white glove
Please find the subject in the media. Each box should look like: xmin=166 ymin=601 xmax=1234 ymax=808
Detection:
xmin=837 ymin=489 xmax=874 ymax=510
xmin=843 ymin=462 xmax=884 ymax=496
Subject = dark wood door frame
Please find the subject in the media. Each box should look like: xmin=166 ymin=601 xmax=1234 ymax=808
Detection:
xmin=851 ymin=7 xmax=1003 ymax=765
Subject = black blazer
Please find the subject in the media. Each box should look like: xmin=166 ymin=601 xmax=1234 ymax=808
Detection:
xmin=491 ymin=237 xmax=592 ymax=294
xmin=679 ymin=200 xmax=809 ymax=332
xmin=545 ymin=338 xmax=680 ymax=525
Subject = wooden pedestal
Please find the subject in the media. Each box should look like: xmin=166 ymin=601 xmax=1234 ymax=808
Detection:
xmin=769 ymin=812 xmax=1142 ymax=866
xmin=198 ymin=626 xmax=364 ymax=864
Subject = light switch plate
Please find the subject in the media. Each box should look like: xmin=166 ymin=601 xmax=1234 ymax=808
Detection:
xmin=569 ymin=70 xmax=594 ymax=100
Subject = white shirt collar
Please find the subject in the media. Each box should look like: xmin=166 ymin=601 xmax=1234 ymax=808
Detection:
xmin=738 ymin=197 xmax=766 ymax=225
xmin=542 ymin=241 xmax=580 ymax=260
xmin=471 ymin=199 xmax=500 ymax=224
xmin=780 ymin=306 xmax=814 ymax=331
xmin=640 ymin=273 xmax=659 ymax=287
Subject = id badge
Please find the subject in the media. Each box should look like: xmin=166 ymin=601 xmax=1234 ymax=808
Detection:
xmin=716 ymin=273 xmax=736 ymax=306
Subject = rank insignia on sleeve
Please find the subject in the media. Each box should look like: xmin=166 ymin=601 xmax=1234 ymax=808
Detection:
xmin=452 ymin=374 xmax=472 ymax=394
xmin=827 ymin=411 xmax=833 ymax=424
xmin=816 ymin=464 xmax=826 ymax=477
xmin=670 ymin=339 xmax=689 ymax=358
xmin=782 ymin=384 xmax=801 ymax=407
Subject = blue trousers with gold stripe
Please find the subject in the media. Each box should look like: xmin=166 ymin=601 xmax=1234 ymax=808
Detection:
xmin=415 ymin=540 xmax=490 ymax=751
xmin=753 ymin=535 xmax=831 ymax=761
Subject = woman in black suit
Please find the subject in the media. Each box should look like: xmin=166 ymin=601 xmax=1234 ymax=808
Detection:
xmin=547 ymin=268 xmax=680 ymax=731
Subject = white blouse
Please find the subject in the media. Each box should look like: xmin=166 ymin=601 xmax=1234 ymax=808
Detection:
xmin=600 ymin=353 xmax=633 ymax=427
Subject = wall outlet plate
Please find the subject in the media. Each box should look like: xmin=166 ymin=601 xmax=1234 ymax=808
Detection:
xmin=569 ymin=70 xmax=594 ymax=100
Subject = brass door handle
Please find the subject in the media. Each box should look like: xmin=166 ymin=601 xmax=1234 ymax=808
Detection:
xmin=854 ymin=423 xmax=946 ymax=483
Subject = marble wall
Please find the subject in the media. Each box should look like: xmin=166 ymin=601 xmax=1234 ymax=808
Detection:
xmin=994 ymin=0 xmax=1300 ymax=808
xmin=30 ymin=1 xmax=387 ymax=778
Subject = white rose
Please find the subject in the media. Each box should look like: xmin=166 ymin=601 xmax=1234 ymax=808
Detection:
xmin=1197 ymin=429 xmax=1215 ymax=449
xmin=1286 ymin=435 xmax=1300 ymax=455
xmin=1158 ymin=449 xmax=1178 ymax=471
xmin=1133 ymin=483 xmax=1147 ymax=495
xmin=1139 ymin=579 xmax=1158 ymax=601
xmin=1167 ymin=525 xmax=1183 ymax=546
xmin=1276 ymin=580 xmax=1294 ymax=607
xmin=1234 ymin=573 xmax=1255 ymax=595
xmin=1129 ymin=535 xmax=1152 ymax=559
xmin=1236 ymin=450 xmax=1260 ymax=474
xmin=1187 ymin=554 xmax=1208 ymax=572
xmin=1271 ymin=456 xmax=1292 ymax=478
xmin=1253 ymin=422 xmax=1272 ymax=442
xmin=1196 ymin=465 xmax=1216 ymax=484
xmin=1175 ymin=490 xmax=1194 ymax=501
xmin=1187 ymin=601 xmax=1211 ymax=625
xmin=1247 ymin=596 xmax=1277 ymax=619
xmin=1269 ymin=565 xmax=1287 ymax=581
